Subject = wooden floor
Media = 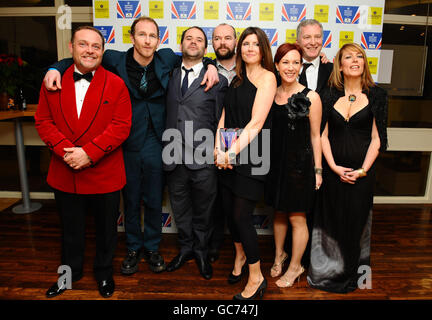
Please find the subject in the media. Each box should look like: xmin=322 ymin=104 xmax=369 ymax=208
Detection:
xmin=0 ymin=199 xmax=431 ymax=301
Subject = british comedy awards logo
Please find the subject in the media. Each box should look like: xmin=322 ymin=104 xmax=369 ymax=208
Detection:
xmin=159 ymin=26 xmax=169 ymax=44
xmin=94 ymin=26 xmax=115 ymax=44
xmin=282 ymin=3 xmax=306 ymax=22
xmin=227 ymin=2 xmax=252 ymax=20
xmin=171 ymin=1 xmax=197 ymax=19
xmin=262 ymin=28 xmax=278 ymax=47
xmin=323 ymin=30 xmax=332 ymax=48
xmin=336 ymin=6 xmax=360 ymax=24
xmin=117 ymin=1 xmax=141 ymax=19
xmin=361 ymin=32 xmax=382 ymax=50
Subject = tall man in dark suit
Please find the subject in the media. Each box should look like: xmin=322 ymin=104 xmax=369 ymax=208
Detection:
xmin=296 ymin=19 xmax=333 ymax=269
xmin=43 ymin=17 xmax=219 ymax=277
xmin=35 ymin=26 xmax=132 ymax=298
xmin=296 ymin=19 xmax=333 ymax=94
xmin=163 ymin=27 xmax=228 ymax=280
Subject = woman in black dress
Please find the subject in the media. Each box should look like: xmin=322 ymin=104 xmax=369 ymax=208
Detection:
xmin=214 ymin=27 xmax=277 ymax=300
xmin=307 ymin=43 xmax=388 ymax=293
xmin=265 ymin=43 xmax=322 ymax=288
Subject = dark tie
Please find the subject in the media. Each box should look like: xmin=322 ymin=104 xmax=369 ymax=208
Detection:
xmin=139 ymin=66 xmax=148 ymax=94
xmin=299 ymin=63 xmax=312 ymax=87
xmin=181 ymin=67 xmax=193 ymax=96
xmin=73 ymin=71 xmax=93 ymax=82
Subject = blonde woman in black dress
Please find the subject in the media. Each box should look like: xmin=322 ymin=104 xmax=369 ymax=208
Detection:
xmin=307 ymin=43 xmax=388 ymax=293
xmin=265 ymin=43 xmax=322 ymax=288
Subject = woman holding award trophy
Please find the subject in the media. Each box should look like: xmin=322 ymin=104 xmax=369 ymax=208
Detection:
xmin=214 ymin=27 xmax=276 ymax=300
xmin=265 ymin=43 xmax=322 ymax=288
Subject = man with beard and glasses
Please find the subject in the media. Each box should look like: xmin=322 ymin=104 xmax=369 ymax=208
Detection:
xmin=207 ymin=23 xmax=238 ymax=263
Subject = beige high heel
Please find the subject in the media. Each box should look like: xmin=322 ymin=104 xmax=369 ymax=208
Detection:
xmin=275 ymin=266 xmax=305 ymax=288
xmin=270 ymin=253 xmax=288 ymax=278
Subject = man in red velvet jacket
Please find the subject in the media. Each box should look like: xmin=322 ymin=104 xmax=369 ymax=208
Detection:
xmin=35 ymin=26 xmax=131 ymax=299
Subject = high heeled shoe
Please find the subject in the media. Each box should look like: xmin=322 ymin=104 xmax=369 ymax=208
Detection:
xmin=276 ymin=266 xmax=305 ymax=288
xmin=233 ymin=278 xmax=267 ymax=300
xmin=270 ymin=253 xmax=288 ymax=278
xmin=228 ymin=264 xmax=247 ymax=284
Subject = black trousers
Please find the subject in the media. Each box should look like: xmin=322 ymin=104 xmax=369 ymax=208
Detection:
xmin=220 ymin=184 xmax=260 ymax=265
xmin=54 ymin=189 xmax=120 ymax=282
xmin=166 ymin=165 xmax=217 ymax=259
xmin=208 ymin=184 xmax=226 ymax=252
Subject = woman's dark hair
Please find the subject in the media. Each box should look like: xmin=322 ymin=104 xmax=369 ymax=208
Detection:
xmin=233 ymin=27 xmax=274 ymax=88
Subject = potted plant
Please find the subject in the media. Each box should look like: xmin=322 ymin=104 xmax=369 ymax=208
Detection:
xmin=0 ymin=53 xmax=26 ymax=110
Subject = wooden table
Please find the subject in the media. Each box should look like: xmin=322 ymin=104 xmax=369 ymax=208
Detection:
xmin=0 ymin=104 xmax=42 ymax=214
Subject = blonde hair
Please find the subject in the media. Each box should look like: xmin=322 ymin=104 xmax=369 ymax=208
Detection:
xmin=329 ymin=43 xmax=375 ymax=91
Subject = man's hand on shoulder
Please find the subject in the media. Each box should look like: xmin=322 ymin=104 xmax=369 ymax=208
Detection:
xmin=201 ymin=64 xmax=219 ymax=92
xmin=44 ymin=69 xmax=62 ymax=91
xmin=320 ymin=52 xmax=330 ymax=64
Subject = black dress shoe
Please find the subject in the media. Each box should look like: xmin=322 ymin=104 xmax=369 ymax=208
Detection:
xmin=98 ymin=278 xmax=115 ymax=298
xmin=228 ymin=264 xmax=247 ymax=284
xmin=196 ymin=257 xmax=213 ymax=280
xmin=166 ymin=253 xmax=193 ymax=272
xmin=121 ymin=249 xmax=142 ymax=275
xmin=46 ymin=281 xmax=68 ymax=298
xmin=233 ymin=278 xmax=267 ymax=300
xmin=142 ymin=250 xmax=166 ymax=273
xmin=208 ymin=249 xmax=219 ymax=263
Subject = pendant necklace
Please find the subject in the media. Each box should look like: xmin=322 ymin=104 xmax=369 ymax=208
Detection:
xmin=345 ymin=94 xmax=356 ymax=121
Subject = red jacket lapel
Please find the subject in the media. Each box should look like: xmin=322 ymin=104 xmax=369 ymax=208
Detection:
xmin=60 ymin=66 xmax=79 ymax=135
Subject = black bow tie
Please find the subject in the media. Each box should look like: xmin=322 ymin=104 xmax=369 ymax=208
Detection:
xmin=73 ymin=71 xmax=93 ymax=82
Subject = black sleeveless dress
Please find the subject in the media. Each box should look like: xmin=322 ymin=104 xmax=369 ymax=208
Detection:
xmin=265 ymin=87 xmax=315 ymax=214
xmin=219 ymin=75 xmax=271 ymax=202
xmin=307 ymin=86 xmax=385 ymax=293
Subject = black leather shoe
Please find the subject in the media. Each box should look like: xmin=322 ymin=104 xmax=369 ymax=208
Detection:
xmin=142 ymin=250 xmax=166 ymax=273
xmin=233 ymin=278 xmax=267 ymax=300
xmin=166 ymin=253 xmax=193 ymax=272
xmin=46 ymin=281 xmax=68 ymax=298
xmin=208 ymin=249 xmax=219 ymax=263
xmin=121 ymin=249 xmax=142 ymax=275
xmin=228 ymin=264 xmax=247 ymax=284
xmin=98 ymin=278 xmax=115 ymax=298
xmin=196 ymin=257 xmax=213 ymax=280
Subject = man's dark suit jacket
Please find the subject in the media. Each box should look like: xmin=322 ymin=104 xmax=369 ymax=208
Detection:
xmin=314 ymin=61 xmax=333 ymax=94
xmin=163 ymin=67 xmax=228 ymax=171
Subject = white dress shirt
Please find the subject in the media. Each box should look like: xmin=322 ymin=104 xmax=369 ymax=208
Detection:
xmin=181 ymin=61 xmax=204 ymax=91
xmin=74 ymin=66 xmax=95 ymax=118
xmin=300 ymin=56 xmax=320 ymax=91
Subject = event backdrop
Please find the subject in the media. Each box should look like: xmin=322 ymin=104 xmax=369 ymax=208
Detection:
xmin=92 ymin=0 xmax=385 ymax=234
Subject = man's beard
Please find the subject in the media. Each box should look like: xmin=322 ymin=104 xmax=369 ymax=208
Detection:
xmin=215 ymin=47 xmax=235 ymax=61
